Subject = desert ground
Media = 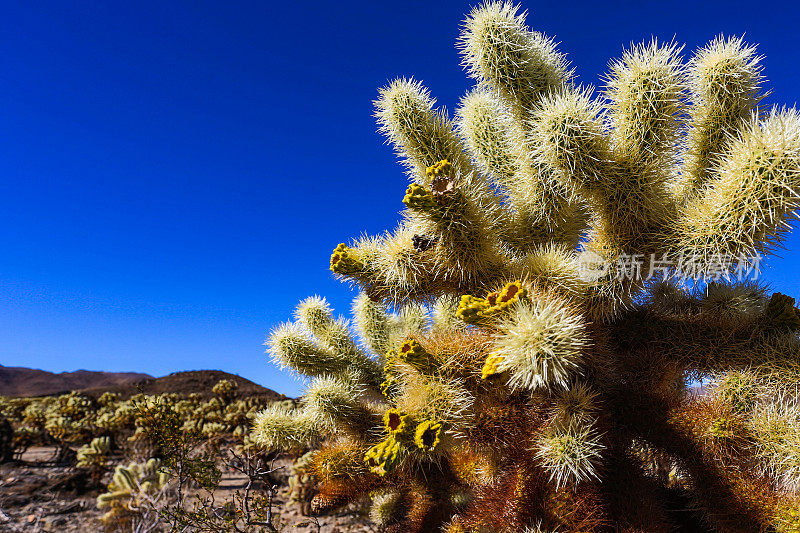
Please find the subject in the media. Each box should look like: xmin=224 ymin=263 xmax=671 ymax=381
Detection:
xmin=0 ymin=447 xmax=375 ymax=532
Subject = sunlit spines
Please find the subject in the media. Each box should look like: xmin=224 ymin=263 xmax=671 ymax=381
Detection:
xmin=489 ymin=291 xmax=589 ymax=391
xmin=457 ymin=89 xmax=586 ymax=250
xmin=603 ymin=40 xmax=685 ymax=246
xmin=352 ymin=292 xmax=393 ymax=357
xmin=296 ymin=296 xmax=363 ymax=358
xmin=677 ymin=35 xmax=765 ymax=198
xmin=260 ymin=6 xmax=800 ymax=528
xmin=374 ymin=78 xmax=472 ymax=183
xmin=295 ymin=296 xmax=383 ymax=385
xmin=307 ymin=438 xmax=371 ymax=483
xmin=266 ymin=322 xmax=349 ymax=378
xmin=534 ymin=422 xmax=605 ymax=488
xmin=401 ymin=161 xmax=507 ymax=289
xmin=432 ymin=295 xmax=464 ymax=332
xmin=337 ymin=227 xmax=437 ymax=306
xmin=458 ymin=1 xmax=572 ymax=116
xmin=712 ymin=370 xmax=760 ymax=414
xmin=395 ymin=303 xmax=430 ymax=337
xmin=303 ymin=376 xmax=381 ymax=437
xmin=370 ymin=490 xmax=409 ymax=527
xmin=749 ymin=391 xmax=800 ymax=491
xmin=674 ymin=107 xmax=800 ymax=266
xmin=456 ymin=89 xmax=521 ymax=187
xmin=605 ymin=39 xmax=686 ymax=173
xmin=529 ymin=86 xmax=609 ymax=190
xmin=251 ymin=403 xmax=319 ymax=451
xmin=395 ymin=372 xmax=474 ymax=437
xmin=512 ymin=243 xmax=587 ymax=301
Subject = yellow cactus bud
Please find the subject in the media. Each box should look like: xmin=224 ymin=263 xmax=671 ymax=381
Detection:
xmin=364 ymin=436 xmax=403 ymax=476
xmin=397 ymin=339 xmax=433 ymax=371
xmin=403 ymin=183 xmax=438 ymax=210
xmin=456 ymin=294 xmax=490 ymax=325
xmin=426 ymin=159 xmax=453 ymax=179
xmin=330 ymin=243 xmax=363 ymax=275
xmin=481 ymin=352 xmax=505 ymax=380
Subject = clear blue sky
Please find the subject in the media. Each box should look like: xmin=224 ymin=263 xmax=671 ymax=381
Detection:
xmin=1 ymin=1 xmax=799 ymax=397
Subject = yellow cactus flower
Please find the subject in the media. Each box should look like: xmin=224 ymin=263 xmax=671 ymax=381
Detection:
xmin=383 ymin=408 xmax=414 ymax=438
xmin=397 ymin=339 xmax=433 ymax=371
xmin=483 ymin=280 xmax=527 ymax=317
xmin=414 ymin=420 xmax=444 ymax=453
xmin=456 ymin=282 xmax=527 ymax=325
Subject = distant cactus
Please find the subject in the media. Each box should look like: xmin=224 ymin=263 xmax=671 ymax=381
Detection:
xmin=97 ymin=458 xmax=171 ymax=529
xmin=212 ymin=379 xmax=239 ymax=403
xmin=258 ymin=2 xmax=800 ymax=531
xmin=77 ymin=436 xmax=111 ymax=471
xmin=288 ymin=450 xmax=317 ymax=516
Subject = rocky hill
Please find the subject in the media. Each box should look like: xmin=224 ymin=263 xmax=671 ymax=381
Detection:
xmin=82 ymin=369 xmax=288 ymax=400
xmin=0 ymin=366 xmax=287 ymax=400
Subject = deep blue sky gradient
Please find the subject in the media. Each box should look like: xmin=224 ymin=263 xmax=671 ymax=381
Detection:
xmin=2 ymin=1 xmax=799 ymax=396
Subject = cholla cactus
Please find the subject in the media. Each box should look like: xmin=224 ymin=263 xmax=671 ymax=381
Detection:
xmin=288 ymin=450 xmax=318 ymax=516
xmin=77 ymin=436 xmax=112 ymax=482
xmin=257 ymin=3 xmax=800 ymax=531
xmin=212 ymin=378 xmax=239 ymax=403
xmin=97 ymin=458 xmax=171 ymax=530
xmin=77 ymin=436 xmax=111 ymax=468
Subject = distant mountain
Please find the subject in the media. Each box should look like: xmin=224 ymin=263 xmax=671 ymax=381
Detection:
xmin=0 ymin=365 xmax=152 ymax=397
xmin=81 ymin=370 xmax=288 ymax=401
xmin=0 ymin=366 xmax=288 ymax=400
